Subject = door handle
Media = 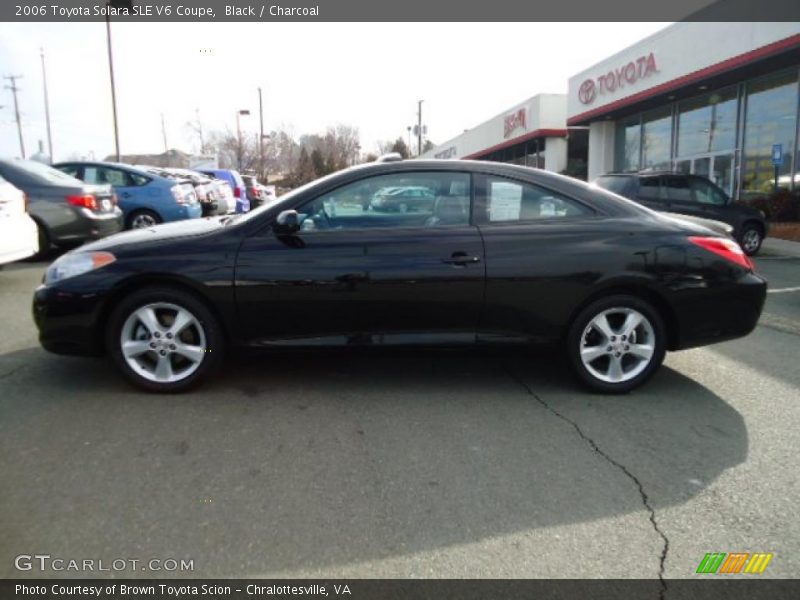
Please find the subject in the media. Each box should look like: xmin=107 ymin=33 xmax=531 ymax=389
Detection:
xmin=336 ymin=272 xmax=369 ymax=283
xmin=121 ymin=192 xmax=131 ymax=198
xmin=443 ymin=252 xmax=481 ymax=266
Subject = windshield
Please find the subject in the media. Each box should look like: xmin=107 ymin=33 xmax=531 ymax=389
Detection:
xmin=230 ymin=169 xmax=348 ymax=225
xmin=594 ymin=175 xmax=632 ymax=196
xmin=5 ymin=159 xmax=85 ymax=186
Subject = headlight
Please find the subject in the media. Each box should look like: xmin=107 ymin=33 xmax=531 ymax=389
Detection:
xmin=45 ymin=251 xmax=116 ymax=285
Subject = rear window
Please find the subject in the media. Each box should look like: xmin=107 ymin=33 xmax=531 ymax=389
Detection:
xmin=2 ymin=160 xmax=84 ymax=186
xmin=595 ymin=176 xmax=633 ymax=197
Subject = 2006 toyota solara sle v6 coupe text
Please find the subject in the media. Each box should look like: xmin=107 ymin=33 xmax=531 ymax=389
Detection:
xmin=32 ymin=157 xmax=767 ymax=393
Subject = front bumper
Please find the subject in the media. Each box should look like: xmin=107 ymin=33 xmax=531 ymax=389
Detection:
xmin=33 ymin=282 xmax=108 ymax=356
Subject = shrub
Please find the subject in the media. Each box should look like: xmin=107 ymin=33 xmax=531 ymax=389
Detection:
xmin=737 ymin=189 xmax=800 ymax=222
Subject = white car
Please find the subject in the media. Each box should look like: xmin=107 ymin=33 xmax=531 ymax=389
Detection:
xmin=0 ymin=175 xmax=38 ymax=266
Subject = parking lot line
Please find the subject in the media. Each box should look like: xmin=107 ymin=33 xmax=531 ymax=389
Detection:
xmin=767 ymin=286 xmax=800 ymax=294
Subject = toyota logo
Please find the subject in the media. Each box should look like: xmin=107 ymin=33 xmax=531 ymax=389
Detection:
xmin=579 ymin=79 xmax=597 ymax=104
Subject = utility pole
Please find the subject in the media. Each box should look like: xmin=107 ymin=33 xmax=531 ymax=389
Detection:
xmin=258 ymin=87 xmax=264 ymax=180
xmin=160 ymin=113 xmax=168 ymax=152
xmin=196 ymin=108 xmax=204 ymax=154
xmin=417 ymin=100 xmax=423 ymax=157
xmin=4 ymin=75 xmax=26 ymax=158
xmin=40 ymin=49 xmax=53 ymax=160
xmin=105 ymin=6 xmax=121 ymax=161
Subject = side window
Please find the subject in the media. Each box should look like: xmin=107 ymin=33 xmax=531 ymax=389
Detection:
xmin=690 ymin=178 xmax=727 ymax=206
xmin=129 ymin=172 xmax=150 ymax=186
xmin=639 ymin=177 xmax=663 ymax=201
xmin=58 ymin=165 xmax=80 ymax=179
xmin=485 ymin=177 xmax=591 ymax=222
xmin=295 ymin=172 xmax=471 ymax=231
xmin=663 ymin=176 xmax=692 ymax=202
xmin=103 ymin=168 xmax=130 ymax=187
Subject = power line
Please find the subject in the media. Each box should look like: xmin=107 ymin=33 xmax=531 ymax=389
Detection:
xmin=3 ymin=75 xmax=26 ymax=158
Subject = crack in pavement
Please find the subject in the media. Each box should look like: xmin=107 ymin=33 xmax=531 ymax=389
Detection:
xmin=504 ymin=366 xmax=669 ymax=599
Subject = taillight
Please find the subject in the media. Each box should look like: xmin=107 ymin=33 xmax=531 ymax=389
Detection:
xmin=689 ymin=236 xmax=753 ymax=270
xmin=234 ymin=187 xmax=241 ymax=198
xmin=66 ymin=194 xmax=97 ymax=211
xmin=170 ymin=185 xmax=187 ymax=204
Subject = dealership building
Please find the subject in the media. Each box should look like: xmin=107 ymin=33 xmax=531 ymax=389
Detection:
xmin=422 ymin=22 xmax=800 ymax=200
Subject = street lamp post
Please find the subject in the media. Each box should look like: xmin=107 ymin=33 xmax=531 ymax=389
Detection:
xmin=236 ymin=109 xmax=250 ymax=170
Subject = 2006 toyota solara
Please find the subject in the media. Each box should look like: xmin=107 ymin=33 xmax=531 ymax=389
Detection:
xmin=33 ymin=157 xmax=767 ymax=393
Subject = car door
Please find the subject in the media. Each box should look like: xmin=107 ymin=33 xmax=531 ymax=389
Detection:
xmin=661 ymin=174 xmax=699 ymax=217
xmin=475 ymin=173 xmax=604 ymax=342
xmin=635 ymin=175 xmax=667 ymax=210
xmin=83 ymin=165 xmax=138 ymax=212
xmin=688 ymin=176 xmax=730 ymax=222
xmin=234 ymin=171 xmax=485 ymax=345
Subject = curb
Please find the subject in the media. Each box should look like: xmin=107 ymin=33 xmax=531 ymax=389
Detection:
xmin=760 ymin=237 xmax=800 ymax=258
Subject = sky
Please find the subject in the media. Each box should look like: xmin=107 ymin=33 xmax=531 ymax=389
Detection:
xmin=0 ymin=22 xmax=668 ymax=161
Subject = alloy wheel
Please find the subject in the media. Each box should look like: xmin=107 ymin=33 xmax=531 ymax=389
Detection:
xmin=579 ymin=307 xmax=656 ymax=384
xmin=131 ymin=213 xmax=158 ymax=228
xmin=741 ymin=229 xmax=761 ymax=255
xmin=120 ymin=302 xmax=207 ymax=383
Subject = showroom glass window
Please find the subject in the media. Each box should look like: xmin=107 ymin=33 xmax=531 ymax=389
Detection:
xmin=742 ymin=69 xmax=799 ymax=197
xmin=615 ymin=117 xmax=641 ymax=171
xmin=641 ymin=107 xmax=673 ymax=170
xmin=677 ymin=86 xmax=738 ymax=156
xmin=296 ymin=172 xmax=471 ymax=231
xmin=483 ymin=177 xmax=592 ymax=222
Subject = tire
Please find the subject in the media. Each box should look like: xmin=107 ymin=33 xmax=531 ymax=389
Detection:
xmin=566 ymin=294 xmax=666 ymax=394
xmin=107 ymin=287 xmax=225 ymax=392
xmin=127 ymin=209 xmax=161 ymax=230
xmin=738 ymin=223 xmax=763 ymax=256
xmin=32 ymin=220 xmax=51 ymax=260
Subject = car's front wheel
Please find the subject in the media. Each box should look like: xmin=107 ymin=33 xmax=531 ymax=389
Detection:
xmin=107 ymin=287 xmax=224 ymax=392
xmin=738 ymin=223 xmax=763 ymax=256
xmin=567 ymin=295 xmax=666 ymax=393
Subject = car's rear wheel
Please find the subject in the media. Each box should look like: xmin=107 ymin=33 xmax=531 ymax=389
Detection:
xmin=29 ymin=220 xmax=51 ymax=260
xmin=107 ymin=287 xmax=225 ymax=392
xmin=738 ymin=223 xmax=763 ymax=256
xmin=567 ymin=295 xmax=665 ymax=393
xmin=127 ymin=209 xmax=161 ymax=229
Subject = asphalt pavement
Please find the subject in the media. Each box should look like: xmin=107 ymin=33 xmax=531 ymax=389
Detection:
xmin=0 ymin=246 xmax=798 ymax=581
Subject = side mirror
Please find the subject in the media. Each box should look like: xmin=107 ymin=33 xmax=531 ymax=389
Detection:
xmin=273 ymin=209 xmax=300 ymax=235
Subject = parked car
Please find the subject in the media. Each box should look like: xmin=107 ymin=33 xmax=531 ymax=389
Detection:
xmin=0 ymin=158 xmax=122 ymax=255
xmin=370 ymin=185 xmax=436 ymax=212
xmin=593 ymin=172 xmax=767 ymax=256
xmin=0 ymin=175 xmax=38 ymax=266
xmin=161 ymin=168 xmax=220 ymax=217
xmin=53 ymin=161 xmax=202 ymax=229
xmin=197 ymin=169 xmax=249 ymax=213
xmin=242 ymin=174 xmax=263 ymax=209
xmin=33 ymin=159 xmax=766 ymax=393
xmin=201 ymin=176 xmax=236 ymax=214
xmin=259 ymin=184 xmax=278 ymax=206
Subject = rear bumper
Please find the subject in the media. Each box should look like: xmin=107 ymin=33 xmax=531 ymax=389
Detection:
xmin=670 ymin=272 xmax=767 ymax=350
xmin=0 ymin=214 xmax=38 ymax=264
xmin=52 ymin=208 xmax=124 ymax=245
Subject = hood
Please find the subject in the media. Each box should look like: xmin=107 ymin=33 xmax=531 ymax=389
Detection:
xmin=77 ymin=216 xmax=230 ymax=253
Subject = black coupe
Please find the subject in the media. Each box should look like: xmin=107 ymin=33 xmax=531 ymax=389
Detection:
xmin=33 ymin=157 xmax=767 ymax=393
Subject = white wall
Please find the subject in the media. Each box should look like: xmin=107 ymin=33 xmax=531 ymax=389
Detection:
xmin=587 ymin=121 xmax=616 ymax=180
xmin=544 ymin=137 xmax=568 ymax=173
xmin=567 ymin=22 xmax=800 ymax=122
xmin=422 ymin=93 xmax=567 ymax=160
